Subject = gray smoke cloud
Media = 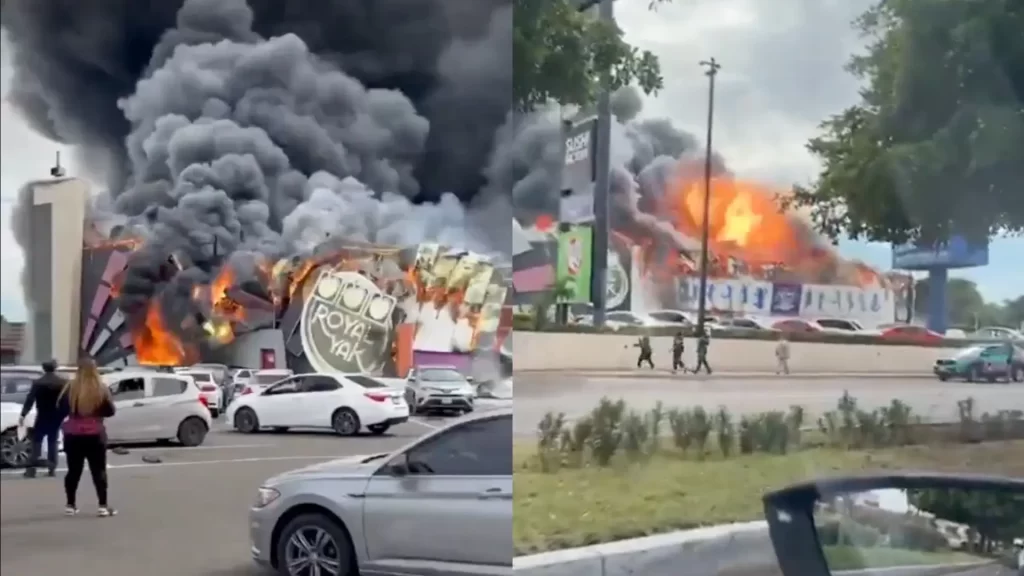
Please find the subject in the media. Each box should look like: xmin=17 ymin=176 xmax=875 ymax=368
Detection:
xmin=502 ymin=86 xmax=729 ymax=221
xmin=3 ymin=0 xmax=513 ymax=326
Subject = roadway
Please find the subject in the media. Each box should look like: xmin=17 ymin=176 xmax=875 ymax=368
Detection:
xmin=0 ymin=405 xmax=509 ymax=576
xmin=512 ymin=373 xmax=1024 ymax=436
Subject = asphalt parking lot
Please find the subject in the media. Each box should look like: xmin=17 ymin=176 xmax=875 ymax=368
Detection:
xmin=0 ymin=416 xmax=445 ymax=576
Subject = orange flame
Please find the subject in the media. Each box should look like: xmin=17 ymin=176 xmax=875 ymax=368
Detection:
xmin=133 ymin=300 xmax=197 ymax=366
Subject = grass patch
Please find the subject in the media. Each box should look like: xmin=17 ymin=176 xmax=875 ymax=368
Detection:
xmin=512 ymin=440 xmax=1024 ymax=555
xmin=824 ymin=545 xmax=981 ymax=570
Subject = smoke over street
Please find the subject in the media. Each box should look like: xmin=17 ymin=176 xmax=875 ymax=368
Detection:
xmin=2 ymin=0 xmax=736 ymax=355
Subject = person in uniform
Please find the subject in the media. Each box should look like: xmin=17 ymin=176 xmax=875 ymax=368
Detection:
xmin=694 ymin=328 xmax=713 ymax=375
xmin=635 ymin=335 xmax=655 ymax=369
xmin=671 ymin=332 xmax=686 ymax=374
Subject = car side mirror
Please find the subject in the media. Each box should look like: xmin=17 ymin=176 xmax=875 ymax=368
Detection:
xmin=762 ymin=473 xmax=1024 ymax=576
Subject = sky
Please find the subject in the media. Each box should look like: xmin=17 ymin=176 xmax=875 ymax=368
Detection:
xmin=1 ymin=0 xmax=1021 ymax=322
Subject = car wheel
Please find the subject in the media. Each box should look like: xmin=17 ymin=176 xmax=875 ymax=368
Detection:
xmin=234 ymin=407 xmax=260 ymax=433
xmin=0 ymin=429 xmax=31 ymax=468
xmin=1013 ymin=366 xmax=1023 ymax=383
xmin=331 ymin=408 xmax=361 ymax=436
xmin=937 ymin=374 xmax=949 ymax=381
xmin=210 ymin=409 xmax=220 ymax=419
xmin=275 ymin=513 xmax=355 ymax=576
xmin=177 ymin=417 xmax=208 ymax=447
xmin=367 ymin=424 xmax=390 ymax=435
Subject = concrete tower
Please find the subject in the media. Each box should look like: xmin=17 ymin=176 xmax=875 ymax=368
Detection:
xmin=19 ymin=178 xmax=90 ymax=364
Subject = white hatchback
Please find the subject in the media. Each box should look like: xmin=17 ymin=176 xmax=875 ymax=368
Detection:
xmin=226 ymin=373 xmax=409 ymax=436
xmin=183 ymin=370 xmax=222 ymax=417
xmin=103 ymin=371 xmax=212 ymax=446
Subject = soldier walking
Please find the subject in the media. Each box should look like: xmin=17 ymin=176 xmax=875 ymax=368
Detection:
xmin=635 ymin=335 xmax=655 ymax=369
xmin=671 ymin=332 xmax=686 ymax=374
xmin=694 ymin=329 xmax=713 ymax=374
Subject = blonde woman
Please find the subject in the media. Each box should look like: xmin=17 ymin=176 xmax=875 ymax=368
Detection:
xmin=57 ymin=357 xmax=117 ymax=517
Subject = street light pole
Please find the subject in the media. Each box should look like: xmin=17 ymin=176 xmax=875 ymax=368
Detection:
xmin=695 ymin=58 xmax=721 ymax=336
xmin=590 ymin=0 xmax=614 ymax=328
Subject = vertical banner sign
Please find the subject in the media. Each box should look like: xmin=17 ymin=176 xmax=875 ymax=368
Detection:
xmin=562 ymin=117 xmax=597 ymax=196
xmin=556 ymin=225 xmax=594 ymax=303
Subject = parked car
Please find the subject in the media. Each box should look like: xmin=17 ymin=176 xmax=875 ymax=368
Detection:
xmin=403 ymin=365 xmax=476 ymax=416
xmin=248 ymin=408 xmax=512 ymax=575
xmin=1 ymin=402 xmax=64 ymax=468
xmin=227 ymin=373 xmax=409 ymax=436
xmin=879 ymin=325 xmax=943 ymax=344
xmin=183 ymin=370 xmax=222 ymax=418
xmin=241 ymin=368 xmax=295 ymax=395
xmin=933 ymin=343 xmax=1024 ymax=382
xmin=717 ymin=317 xmax=777 ymax=331
xmin=645 ymin=310 xmax=693 ymax=326
xmin=1 ymin=367 xmax=38 ymax=404
xmin=1 ymin=370 xmax=210 ymax=467
xmin=968 ymin=326 xmax=1024 ymax=341
xmin=772 ymin=319 xmax=822 ymax=333
xmin=104 ymin=371 xmax=212 ymax=445
xmin=810 ymin=318 xmax=865 ymax=332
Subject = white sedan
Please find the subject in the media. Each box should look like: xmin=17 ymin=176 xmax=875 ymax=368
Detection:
xmin=1 ymin=402 xmax=64 ymax=468
xmin=226 ymin=373 xmax=409 ymax=436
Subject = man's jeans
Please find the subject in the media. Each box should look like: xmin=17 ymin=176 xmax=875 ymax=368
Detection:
xmin=27 ymin=424 xmax=60 ymax=472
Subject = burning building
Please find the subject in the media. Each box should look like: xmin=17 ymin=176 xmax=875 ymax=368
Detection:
xmin=33 ymin=178 xmax=512 ymax=375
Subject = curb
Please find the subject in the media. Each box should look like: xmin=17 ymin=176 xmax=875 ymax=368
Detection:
xmin=515 ymin=370 xmax=929 ymax=380
xmin=513 ymin=521 xmax=773 ymax=576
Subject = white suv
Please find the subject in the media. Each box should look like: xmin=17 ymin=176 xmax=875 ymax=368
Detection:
xmin=404 ymin=366 xmax=476 ymax=415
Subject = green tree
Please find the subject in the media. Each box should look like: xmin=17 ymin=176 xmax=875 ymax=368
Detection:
xmin=513 ymin=0 xmax=664 ymax=110
xmin=790 ymin=0 xmax=1024 ymax=245
xmin=909 ymin=489 xmax=1024 ymax=550
xmin=914 ymin=278 xmax=1023 ymax=329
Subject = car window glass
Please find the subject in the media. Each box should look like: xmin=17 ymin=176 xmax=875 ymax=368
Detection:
xmin=151 ymin=377 xmax=187 ymax=397
xmin=347 ymin=375 xmax=387 ymax=389
xmin=401 ymin=415 xmax=512 ymax=476
xmin=302 ymin=376 xmax=340 ymax=392
xmin=264 ymin=378 xmax=301 ymax=395
xmin=419 ymin=369 xmax=463 ymax=382
xmin=1 ymin=375 xmax=34 ymax=394
xmin=109 ymin=377 xmax=146 ymax=401
xmin=187 ymin=372 xmax=213 ymax=382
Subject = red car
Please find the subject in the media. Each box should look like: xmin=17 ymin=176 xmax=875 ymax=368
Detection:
xmin=878 ymin=325 xmax=944 ymax=344
xmin=771 ymin=319 xmax=821 ymax=333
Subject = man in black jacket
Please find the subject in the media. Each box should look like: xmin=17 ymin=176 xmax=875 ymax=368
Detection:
xmin=19 ymin=360 xmax=67 ymax=478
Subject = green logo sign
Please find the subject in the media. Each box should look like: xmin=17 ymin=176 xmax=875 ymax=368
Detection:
xmin=556 ymin=225 xmax=593 ymax=303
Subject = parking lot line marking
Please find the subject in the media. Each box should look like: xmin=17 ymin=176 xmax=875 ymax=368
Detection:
xmin=130 ymin=443 xmax=277 ymax=451
xmin=409 ymin=418 xmax=441 ymax=430
xmin=0 ymin=455 xmax=332 ymax=475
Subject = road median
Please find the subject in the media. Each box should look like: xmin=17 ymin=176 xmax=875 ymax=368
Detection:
xmin=514 ymin=332 xmax=952 ymax=374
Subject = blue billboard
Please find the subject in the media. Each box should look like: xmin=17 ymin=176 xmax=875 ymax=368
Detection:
xmin=891 ymin=236 xmax=988 ymax=270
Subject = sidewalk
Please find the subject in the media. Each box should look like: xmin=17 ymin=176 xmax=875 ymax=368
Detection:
xmin=515 ymin=369 xmax=929 ymax=379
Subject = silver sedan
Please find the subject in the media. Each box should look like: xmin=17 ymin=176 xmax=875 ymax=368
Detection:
xmin=248 ymin=408 xmax=512 ymax=576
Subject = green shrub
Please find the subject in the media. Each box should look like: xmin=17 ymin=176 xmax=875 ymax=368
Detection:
xmin=668 ymin=408 xmax=692 ymax=453
xmin=716 ymin=406 xmax=735 ymax=458
xmin=689 ymin=407 xmax=713 ymax=459
xmin=622 ymin=410 xmax=651 ymax=460
xmin=589 ymin=397 xmax=626 ymax=466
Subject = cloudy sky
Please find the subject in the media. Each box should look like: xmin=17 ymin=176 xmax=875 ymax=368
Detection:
xmin=1 ymin=0 xmax=1021 ymax=321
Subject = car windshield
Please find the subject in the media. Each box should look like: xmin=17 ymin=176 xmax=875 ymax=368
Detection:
xmin=953 ymin=346 xmax=986 ymax=359
xmin=419 ymin=369 xmax=465 ymax=382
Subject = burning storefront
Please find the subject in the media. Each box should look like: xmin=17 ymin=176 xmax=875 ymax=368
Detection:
xmin=79 ymin=232 xmax=510 ymax=376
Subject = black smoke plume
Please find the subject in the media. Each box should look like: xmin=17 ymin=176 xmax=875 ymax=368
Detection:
xmin=3 ymin=0 xmax=512 ymax=329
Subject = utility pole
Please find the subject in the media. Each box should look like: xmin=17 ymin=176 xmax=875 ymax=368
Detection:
xmin=695 ymin=58 xmax=721 ymax=336
xmin=590 ymin=0 xmax=614 ymax=328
